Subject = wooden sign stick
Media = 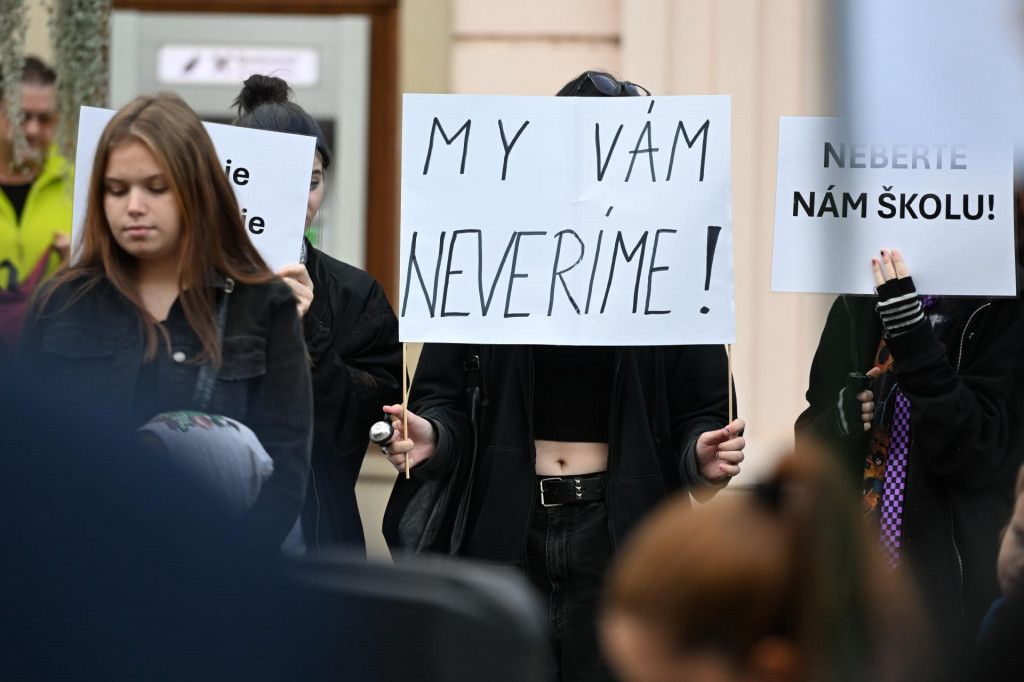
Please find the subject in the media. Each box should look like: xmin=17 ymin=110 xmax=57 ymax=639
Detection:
xmin=727 ymin=343 xmax=734 ymax=424
xmin=403 ymin=343 xmax=410 ymax=479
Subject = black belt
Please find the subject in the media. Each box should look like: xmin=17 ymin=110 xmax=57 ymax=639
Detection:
xmin=538 ymin=475 xmax=605 ymax=507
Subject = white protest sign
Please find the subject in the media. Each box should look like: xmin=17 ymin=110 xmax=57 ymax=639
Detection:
xmin=72 ymin=106 xmax=316 ymax=272
xmin=400 ymin=94 xmax=733 ymax=346
xmin=771 ymin=117 xmax=1015 ymax=296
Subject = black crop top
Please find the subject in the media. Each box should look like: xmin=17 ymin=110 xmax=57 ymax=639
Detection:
xmin=532 ymin=345 xmax=613 ymax=443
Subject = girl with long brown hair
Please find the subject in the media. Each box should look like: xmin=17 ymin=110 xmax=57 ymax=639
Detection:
xmin=19 ymin=93 xmax=312 ymax=544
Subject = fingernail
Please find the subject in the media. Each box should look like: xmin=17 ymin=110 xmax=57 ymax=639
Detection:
xmin=724 ymin=427 xmax=731 ymax=435
xmin=871 ymin=258 xmax=877 ymax=265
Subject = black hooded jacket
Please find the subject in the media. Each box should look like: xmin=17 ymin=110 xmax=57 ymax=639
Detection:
xmin=301 ymin=242 xmax=402 ymax=552
xmin=796 ymin=287 xmax=1024 ymax=644
xmin=403 ymin=343 xmax=732 ymax=564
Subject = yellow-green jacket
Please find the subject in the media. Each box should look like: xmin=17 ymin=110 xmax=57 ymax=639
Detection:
xmin=0 ymin=150 xmax=73 ymax=290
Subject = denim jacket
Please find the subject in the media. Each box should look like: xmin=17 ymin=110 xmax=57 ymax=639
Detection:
xmin=18 ymin=273 xmax=313 ymax=544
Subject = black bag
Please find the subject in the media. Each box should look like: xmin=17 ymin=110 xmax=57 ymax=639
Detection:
xmin=382 ymin=353 xmax=482 ymax=557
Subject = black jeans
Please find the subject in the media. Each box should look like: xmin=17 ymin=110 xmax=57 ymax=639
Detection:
xmin=526 ymin=479 xmax=616 ymax=682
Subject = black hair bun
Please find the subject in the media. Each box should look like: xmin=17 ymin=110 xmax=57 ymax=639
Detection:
xmin=234 ymin=75 xmax=291 ymax=115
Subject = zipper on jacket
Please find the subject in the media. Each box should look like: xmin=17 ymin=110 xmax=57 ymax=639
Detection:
xmin=521 ymin=348 xmax=538 ymax=567
xmin=604 ymin=350 xmax=624 ymax=560
xmin=955 ymin=302 xmax=990 ymax=373
xmin=947 ymin=300 xmax=986 ymax=610
xmin=949 ymin=500 xmax=966 ymax=615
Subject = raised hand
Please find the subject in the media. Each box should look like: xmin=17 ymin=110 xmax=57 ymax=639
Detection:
xmin=277 ymin=263 xmax=314 ymax=317
xmin=872 ymin=248 xmax=925 ymax=337
xmin=872 ymin=248 xmax=911 ymax=285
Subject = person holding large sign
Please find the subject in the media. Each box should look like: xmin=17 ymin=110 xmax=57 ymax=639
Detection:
xmin=380 ymin=72 xmax=745 ymax=682
xmin=795 ymin=243 xmax=1024 ymax=661
xmin=17 ymin=94 xmax=313 ymax=546
xmin=233 ymin=75 xmax=402 ymax=554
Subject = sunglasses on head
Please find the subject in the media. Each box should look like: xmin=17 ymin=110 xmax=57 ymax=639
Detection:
xmin=575 ymin=72 xmax=651 ymax=97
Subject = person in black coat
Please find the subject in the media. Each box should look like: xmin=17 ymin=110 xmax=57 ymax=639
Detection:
xmin=796 ymin=248 xmax=1024 ymax=666
xmin=233 ymin=75 xmax=402 ymax=553
xmin=379 ymin=72 xmax=746 ymax=682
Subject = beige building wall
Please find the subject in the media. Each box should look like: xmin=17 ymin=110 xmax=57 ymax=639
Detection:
xmin=374 ymin=0 xmax=840 ymax=556
xmin=22 ymin=1 xmax=55 ymax=64
xmin=450 ymin=0 xmax=621 ymax=95
xmin=620 ymin=0 xmax=837 ymax=480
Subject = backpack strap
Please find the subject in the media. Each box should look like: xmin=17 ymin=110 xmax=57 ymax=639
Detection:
xmin=191 ymin=277 xmax=234 ymax=411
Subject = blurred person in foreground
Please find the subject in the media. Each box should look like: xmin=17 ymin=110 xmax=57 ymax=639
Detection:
xmin=0 ymin=364 xmax=317 ymax=681
xmin=0 ymin=57 xmax=72 ymax=358
xmin=975 ymin=463 xmax=1024 ymax=679
xmin=232 ymin=74 xmax=402 ymax=554
xmin=0 ymin=360 xmax=543 ymax=681
xmin=795 ymin=245 xmax=1024 ymax=662
xmin=603 ymin=450 xmax=931 ymax=682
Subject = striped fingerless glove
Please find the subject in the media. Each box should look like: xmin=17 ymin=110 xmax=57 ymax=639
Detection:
xmin=875 ymin=276 xmax=925 ymax=337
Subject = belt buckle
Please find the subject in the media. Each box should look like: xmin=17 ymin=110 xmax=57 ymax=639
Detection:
xmin=539 ymin=477 xmax=564 ymax=507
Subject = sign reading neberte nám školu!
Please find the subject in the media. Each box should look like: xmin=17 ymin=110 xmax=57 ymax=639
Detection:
xmin=771 ymin=116 xmax=1015 ymax=296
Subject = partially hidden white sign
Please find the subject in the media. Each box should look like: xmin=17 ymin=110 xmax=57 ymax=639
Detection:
xmin=400 ymin=94 xmax=734 ymax=346
xmin=72 ymin=106 xmax=316 ymax=272
xmin=771 ymin=116 xmax=1015 ymax=296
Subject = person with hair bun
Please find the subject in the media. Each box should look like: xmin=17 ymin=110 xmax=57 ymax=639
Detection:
xmin=233 ymin=75 xmax=402 ymax=554
xmin=18 ymin=93 xmax=313 ymax=545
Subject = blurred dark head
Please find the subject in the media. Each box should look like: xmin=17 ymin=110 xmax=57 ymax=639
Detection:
xmin=0 ymin=55 xmax=56 ymax=98
xmin=233 ymin=74 xmax=332 ymax=170
xmin=0 ymin=56 xmax=59 ymax=169
xmin=0 ymin=366 xmax=317 ymax=680
xmin=602 ymin=448 xmax=929 ymax=682
xmin=555 ymin=71 xmax=650 ymax=98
